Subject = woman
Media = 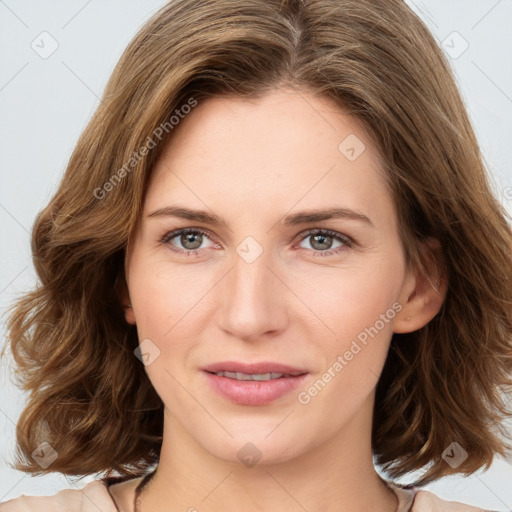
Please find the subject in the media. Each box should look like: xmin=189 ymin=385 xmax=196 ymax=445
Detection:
xmin=1 ymin=0 xmax=511 ymax=511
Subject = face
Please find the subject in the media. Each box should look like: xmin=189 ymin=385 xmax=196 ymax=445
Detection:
xmin=123 ymin=87 xmax=418 ymax=465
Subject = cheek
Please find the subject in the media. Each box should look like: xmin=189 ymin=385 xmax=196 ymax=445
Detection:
xmin=127 ymin=261 xmax=204 ymax=401
xmin=298 ymin=291 xmax=398 ymax=426
xmin=290 ymin=256 xmax=403 ymax=346
xmin=321 ymin=264 xmax=403 ymax=399
xmin=291 ymin=257 xmax=402 ymax=413
xmin=128 ymin=258 xmax=206 ymax=339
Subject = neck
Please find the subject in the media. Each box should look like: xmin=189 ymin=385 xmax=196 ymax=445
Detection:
xmin=139 ymin=394 xmax=397 ymax=512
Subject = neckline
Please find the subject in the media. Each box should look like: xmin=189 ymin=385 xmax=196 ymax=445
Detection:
xmin=101 ymin=474 xmax=417 ymax=512
xmin=384 ymin=480 xmax=418 ymax=512
xmin=102 ymin=474 xmax=145 ymax=512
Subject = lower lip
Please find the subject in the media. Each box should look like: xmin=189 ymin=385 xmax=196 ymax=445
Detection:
xmin=203 ymin=371 xmax=309 ymax=405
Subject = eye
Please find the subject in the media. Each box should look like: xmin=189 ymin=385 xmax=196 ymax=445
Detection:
xmin=160 ymin=228 xmax=217 ymax=256
xmin=297 ymin=229 xmax=354 ymax=257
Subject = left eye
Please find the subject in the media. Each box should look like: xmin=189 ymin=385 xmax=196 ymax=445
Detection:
xmin=297 ymin=229 xmax=353 ymax=256
xmin=160 ymin=228 xmax=354 ymax=256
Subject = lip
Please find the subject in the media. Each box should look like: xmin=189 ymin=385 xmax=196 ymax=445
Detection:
xmin=202 ymin=361 xmax=308 ymax=375
xmin=201 ymin=361 xmax=309 ymax=406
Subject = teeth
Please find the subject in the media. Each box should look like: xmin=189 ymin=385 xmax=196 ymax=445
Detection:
xmin=214 ymin=371 xmax=288 ymax=381
xmin=251 ymin=373 xmax=274 ymax=381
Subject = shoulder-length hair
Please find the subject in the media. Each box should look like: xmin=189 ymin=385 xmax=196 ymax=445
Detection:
xmin=3 ymin=0 xmax=512 ymax=485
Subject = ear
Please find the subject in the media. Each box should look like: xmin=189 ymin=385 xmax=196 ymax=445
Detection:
xmin=117 ymin=274 xmax=137 ymax=326
xmin=393 ymin=237 xmax=447 ymax=333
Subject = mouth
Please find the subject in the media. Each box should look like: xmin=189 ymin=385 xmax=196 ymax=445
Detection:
xmin=201 ymin=361 xmax=309 ymax=405
xmin=202 ymin=361 xmax=308 ymax=375
xmin=206 ymin=370 xmax=307 ymax=381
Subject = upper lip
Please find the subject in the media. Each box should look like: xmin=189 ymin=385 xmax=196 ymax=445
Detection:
xmin=202 ymin=361 xmax=308 ymax=375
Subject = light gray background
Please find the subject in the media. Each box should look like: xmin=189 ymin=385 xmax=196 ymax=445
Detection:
xmin=1 ymin=0 xmax=511 ymax=509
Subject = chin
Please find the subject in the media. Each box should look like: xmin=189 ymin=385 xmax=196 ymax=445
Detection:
xmin=200 ymin=430 xmax=310 ymax=468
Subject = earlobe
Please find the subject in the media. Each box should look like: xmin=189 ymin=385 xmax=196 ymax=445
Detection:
xmin=117 ymin=275 xmax=137 ymax=325
xmin=393 ymin=237 xmax=447 ymax=334
xmin=123 ymin=303 xmax=137 ymax=325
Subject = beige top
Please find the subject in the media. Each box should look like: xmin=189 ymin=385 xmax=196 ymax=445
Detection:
xmin=0 ymin=475 xmax=494 ymax=511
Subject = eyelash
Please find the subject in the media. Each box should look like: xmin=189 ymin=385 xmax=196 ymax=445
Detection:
xmin=159 ymin=227 xmax=355 ymax=258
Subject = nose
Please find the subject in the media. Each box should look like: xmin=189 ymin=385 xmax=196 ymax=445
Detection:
xmin=216 ymin=244 xmax=289 ymax=343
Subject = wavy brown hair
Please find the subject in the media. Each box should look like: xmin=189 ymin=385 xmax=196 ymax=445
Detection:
xmin=2 ymin=0 xmax=512 ymax=486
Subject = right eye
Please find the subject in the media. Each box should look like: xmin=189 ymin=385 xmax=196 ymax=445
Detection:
xmin=160 ymin=228 xmax=218 ymax=255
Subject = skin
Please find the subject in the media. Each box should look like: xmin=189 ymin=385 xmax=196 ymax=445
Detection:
xmin=116 ymin=86 xmax=446 ymax=512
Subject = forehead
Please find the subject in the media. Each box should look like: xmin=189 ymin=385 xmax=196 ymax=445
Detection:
xmin=145 ymin=88 xmax=394 ymax=230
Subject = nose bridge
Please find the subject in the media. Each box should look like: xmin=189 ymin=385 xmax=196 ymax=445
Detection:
xmin=217 ymin=239 xmax=287 ymax=340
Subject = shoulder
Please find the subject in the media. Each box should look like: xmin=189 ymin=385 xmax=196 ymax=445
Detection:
xmin=0 ymin=478 xmax=120 ymax=512
xmin=385 ymin=480 xmax=496 ymax=512
xmin=413 ymin=488 xmax=497 ymax=512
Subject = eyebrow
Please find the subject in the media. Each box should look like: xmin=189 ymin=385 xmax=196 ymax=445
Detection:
xmin=147 ymin=206 xmax=374 ymax=228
